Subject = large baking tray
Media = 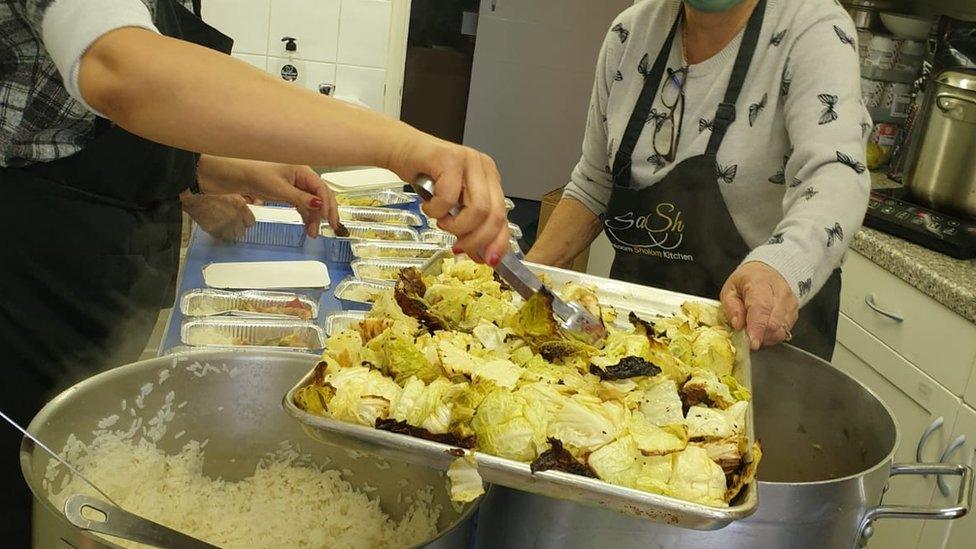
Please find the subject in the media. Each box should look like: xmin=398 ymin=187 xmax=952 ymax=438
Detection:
xmin=180 ymin=289 xmax=318 ymax=320
xmin=285 ymin=253 xmax=756 ymax=529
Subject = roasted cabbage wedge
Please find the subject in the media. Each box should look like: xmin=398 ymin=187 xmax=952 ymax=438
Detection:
xmin=295 ymin=258 xmax=760 ymax=506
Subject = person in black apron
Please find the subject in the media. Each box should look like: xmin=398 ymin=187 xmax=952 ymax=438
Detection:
xmin=604 ymin=0 xmax=840 ymax=361
xmin=0 ymin=1 xmax=234 ymax=542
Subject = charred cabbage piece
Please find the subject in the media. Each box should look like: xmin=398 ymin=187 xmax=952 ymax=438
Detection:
xmin=590 ymin=356 xmax=662 ymax=381
xmin=530 ymin=438 xmax=597 ymax=477
xmin=375 ymin=418 xmax=476 ymax=448
xmin=395 ymin=269 xmax=449 ymax=333
xmin=680 ymin=368 xmax=749 ymax=409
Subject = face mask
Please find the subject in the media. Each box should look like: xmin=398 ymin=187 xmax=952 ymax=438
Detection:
xmin=684 ymin=0 xmax=747 ymax=13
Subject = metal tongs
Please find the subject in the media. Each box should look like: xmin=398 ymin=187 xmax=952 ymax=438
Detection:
xmin=409 ymin=175 xmax=606 ymax=344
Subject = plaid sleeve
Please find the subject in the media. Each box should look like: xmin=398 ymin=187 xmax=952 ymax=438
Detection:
xmin=25 ymin=0 xmax=159 ymax=114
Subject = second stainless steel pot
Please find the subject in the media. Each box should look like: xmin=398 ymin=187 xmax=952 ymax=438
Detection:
xmin=21 ymin=350 xmax=481 ymax=549
xmin=474 ymin=344 xmax=972 ymax=549
xmin=903 ymin=70 xmax=976 ymax=219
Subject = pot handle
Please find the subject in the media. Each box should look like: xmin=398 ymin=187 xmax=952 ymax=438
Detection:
xmin=937 ymin=92 xmax=976 ymax=112
xmin=853 ymin=463 xmax=973 ymax=549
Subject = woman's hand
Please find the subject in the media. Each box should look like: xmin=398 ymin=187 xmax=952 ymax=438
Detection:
xmin=181 ymin=192 xmax=256 ymax=240
xmin=386 ymin=132 xmax=510 ymax=265
xmin=198 ymin=157 xmax=340 ymax=238
xmin=720 ymin=261 xmax=799 ymax=351
xmin=247 ymin=164 xmax=340 ymax=238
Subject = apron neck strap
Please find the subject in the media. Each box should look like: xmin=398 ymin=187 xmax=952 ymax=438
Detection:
xmin=610 ymin=9 xmax=683 ymax=189
xmin=705 ymin=0 xmax=767 ymax=156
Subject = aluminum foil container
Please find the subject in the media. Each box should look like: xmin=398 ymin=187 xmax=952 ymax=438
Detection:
xmin=180 ymin=289 xmax=318 ymax=320
xmin=421 ymin=197 xmax=514 ymax=214
xmin=338 ymin=206 xmax=423 ymax=227
xmin=350 ymin=258 xmax=427 ymax=281
xmin=350 ymin=241 xmax=444 ymax=260
xmin=419 ymin=229 xmax=455 ymax=246
xmin=322 ymin=222 xmax=420 ymax=263
xmin=334 ymin=277 xmax=395 ymax=311
xmin=181 ymin=317 xmax=326 ymax=350
xmin=419 ymin=230 xmax=524 ymax=258
xmin=324 ymin=311 xmax=368 ymax=336
xmin=335 ymin=189 xmax=417 ymax=209
xmin=236 ymin=219 xmax=306 ymax=247
xmin=424 ymin=218 xmax=523 ymax=240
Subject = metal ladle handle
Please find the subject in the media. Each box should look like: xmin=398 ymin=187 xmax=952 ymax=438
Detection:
xmin=65 ymin=495 xmax=220 ymax=549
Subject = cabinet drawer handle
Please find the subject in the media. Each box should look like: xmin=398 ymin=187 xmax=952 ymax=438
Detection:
xmin=865 ymin=294 xmax=904 ymax=323
xmin=917 ymin=416 xmax=944 ymax=463
xmin=938 ymin=435 xmax=967 ymax=497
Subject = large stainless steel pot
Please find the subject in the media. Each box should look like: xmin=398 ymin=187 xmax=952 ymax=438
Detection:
xmin=903 ymin=70 xmax=976 ymax=220
xmin=20 ymin=349 xmax=480 ymax=548
xmin=473 ymin=344 xmax=972 ymax=549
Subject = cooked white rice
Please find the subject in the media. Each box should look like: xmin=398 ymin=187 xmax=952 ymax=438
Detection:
xmin=50 ymin=433 xmax=441 ymax=548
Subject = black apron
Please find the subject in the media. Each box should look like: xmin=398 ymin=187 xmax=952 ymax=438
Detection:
xmin=0 ymin=1 xmax=231 ymax=542
xmin=604 ymin=0 xmax=840 ymax=361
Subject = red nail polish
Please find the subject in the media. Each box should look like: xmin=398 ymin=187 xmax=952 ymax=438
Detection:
xmin=451 ymin=246 xmax=463 ymax=255
xmin=309 ymin=198 xmax=323 ymax=208
xmin=488 ymin=252 xmax=501 ymax=266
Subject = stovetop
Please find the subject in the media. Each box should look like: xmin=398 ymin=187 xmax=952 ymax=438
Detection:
xmin=864 ymin=188 xmax=976 ymax=259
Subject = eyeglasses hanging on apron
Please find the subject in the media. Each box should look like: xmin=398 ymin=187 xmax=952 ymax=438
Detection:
xmin=603 ymin=0 xmax=841 ymax=361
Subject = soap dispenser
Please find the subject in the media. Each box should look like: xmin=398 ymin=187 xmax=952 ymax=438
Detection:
xmin=276 ymin=37 xmax=306 ymax=87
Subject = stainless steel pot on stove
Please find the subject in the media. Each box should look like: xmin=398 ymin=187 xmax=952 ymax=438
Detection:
xmin=473 ymin=344 xmax=972 ymax=549
xmin=20 ymin=350 xmax=481 ymax=549
xmin=903 ymin=70 xmax=976 ymax=220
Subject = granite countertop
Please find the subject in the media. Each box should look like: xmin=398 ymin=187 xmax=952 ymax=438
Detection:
xmin=850 ymin=173 xmax=976 ymax=324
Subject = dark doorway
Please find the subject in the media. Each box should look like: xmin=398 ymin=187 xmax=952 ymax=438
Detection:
xmin=400 ymin=0 xmax=480 ymax=144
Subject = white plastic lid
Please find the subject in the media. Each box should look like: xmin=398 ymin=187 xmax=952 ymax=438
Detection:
xmin=203 ymin=261 xmax=331 ymax=290
xmin=321 ymin=167 xmax=403 ymax=191
xmin=248 ymin=205 xmax=305 ymax=224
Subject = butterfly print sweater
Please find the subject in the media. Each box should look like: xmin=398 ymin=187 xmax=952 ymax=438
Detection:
xmin=564 ymin=0 xmax=871 ymax=306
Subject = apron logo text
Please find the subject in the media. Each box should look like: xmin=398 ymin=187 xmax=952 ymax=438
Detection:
xmin=604 ymin=203 xmax=695 ymax=262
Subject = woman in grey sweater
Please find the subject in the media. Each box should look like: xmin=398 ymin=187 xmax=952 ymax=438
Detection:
xmin=528 ymin=0 xmax=870 ymax=359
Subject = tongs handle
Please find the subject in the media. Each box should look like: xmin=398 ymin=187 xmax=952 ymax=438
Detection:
xmin=64 ymin=495 xmax=220 ymax=549
xmin=409 ymin=175 xmax=535 ymax=295
xmin=410 ymin=175 xmax=462 ymax=217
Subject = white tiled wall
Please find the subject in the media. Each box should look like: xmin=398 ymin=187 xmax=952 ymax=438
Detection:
xmin=202 ymin=0 xmax=397 ymax=113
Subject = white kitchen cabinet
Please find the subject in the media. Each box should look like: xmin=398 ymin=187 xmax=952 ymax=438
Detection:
xmin=840 ymin=252 xmax=976 ymax=395
xmin=964 ymin=357 xmax=976 ymax=409
xmin=916 ymin=404 xmax=976 ymax=549
xmin=834 ymin=314 xmax=962 ymax=549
